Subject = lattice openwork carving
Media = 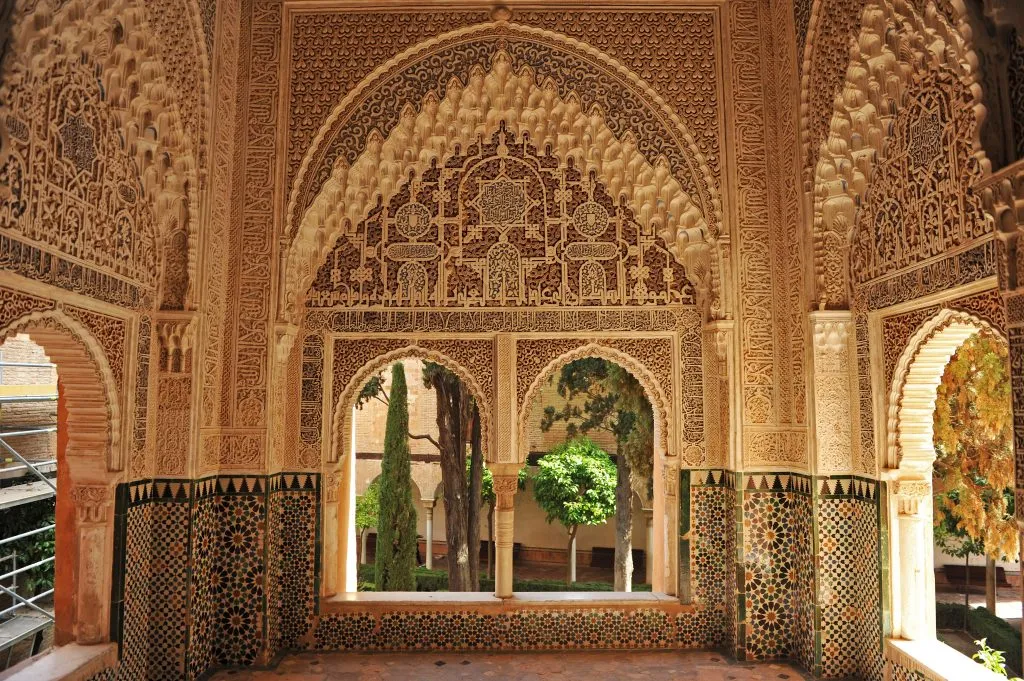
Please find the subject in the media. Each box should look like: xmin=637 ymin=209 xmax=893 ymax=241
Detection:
xmin=307 ymin=125 xmax=696 ymax=311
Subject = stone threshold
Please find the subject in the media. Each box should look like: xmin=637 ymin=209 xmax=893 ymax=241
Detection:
xmin=0 ymin=642 xmax=116 ymax=681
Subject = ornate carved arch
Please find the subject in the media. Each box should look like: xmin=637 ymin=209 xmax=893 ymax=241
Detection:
xmin=283 ymin=22 xmax=725 ymax=322
xmin=330 ymin=344 xmax=492 ymax=466
xmin=2 ymin=0 xmax=204 ymax=309
xmin=809 ymin=0 xmax=989 ymax=309
xmin=517 ymin=342 xmax=671 ymax=464
xmin=0 ymin=307 xmax=123 ymax=472
xmin=886 ymin=308 xmax=1001 ymax=472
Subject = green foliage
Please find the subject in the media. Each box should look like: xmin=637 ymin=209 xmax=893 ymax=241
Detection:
xmin=540 ymin=358 xmax=654 ymax=484
xmin=532 ymin=438 xmax=616 ymax=531
xmin=1 ymin=498 xmax=55 ymax=595
xmin=355 ymin=478 xmax=380 ymax=531
xmin=937 ymin=603 xmax=1021 ymax=674
xmin=355 ymin=372 xmax=387 ymax=409
xmin=974 ymin=638 xmax=1023 ymax=680
xmin=374 ymin=362 xmax=418 ymax=591
xmin=933 ymin=333 xmax=1018 ymax=562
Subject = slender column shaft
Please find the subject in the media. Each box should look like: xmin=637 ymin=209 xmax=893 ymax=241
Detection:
xmin=424 ymin=503 xmax=434 ymax=570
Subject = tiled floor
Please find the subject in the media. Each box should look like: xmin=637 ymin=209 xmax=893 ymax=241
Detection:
xmin=210 ymin=650 xmax=811 ymax=680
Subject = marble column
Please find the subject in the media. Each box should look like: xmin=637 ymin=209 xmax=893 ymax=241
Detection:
xmin=491 ymin=464 xmax=520 ymax=598
xmin=424 ymin=500 xmax=435 ymax=569
xmin=894 ymin=479 xmax=934 ymax=640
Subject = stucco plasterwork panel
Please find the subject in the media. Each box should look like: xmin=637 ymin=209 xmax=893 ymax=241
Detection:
xmin=327 ymin=338 xmax=494 ymax=467
xmin=514 ymin=337 xmax=674 ymax=462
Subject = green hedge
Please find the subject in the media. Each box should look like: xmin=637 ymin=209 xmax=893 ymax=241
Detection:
xmin=355 ymin=564 xmax=653 ymax=593
xmin=937 ymin=602 xmax=1021 ymax=674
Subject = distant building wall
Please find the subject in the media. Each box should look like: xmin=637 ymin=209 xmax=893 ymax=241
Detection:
xmin=0 ymin=334 xmax=57 ymax=463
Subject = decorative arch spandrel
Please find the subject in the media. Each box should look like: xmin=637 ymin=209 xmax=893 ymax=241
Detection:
xmin=810 ymin=0 xmax=991 ymax=310
xmin=320 ymin=339 xmax=494 ymax=470
xmin=515 ymin=338 xmax=675 ymax=464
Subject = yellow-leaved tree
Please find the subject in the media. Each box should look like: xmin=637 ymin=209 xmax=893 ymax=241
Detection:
xmin=933 ymin=332 xmax=1018 ymax=614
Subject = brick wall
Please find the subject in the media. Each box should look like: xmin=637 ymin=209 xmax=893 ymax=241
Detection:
xmin=0 ymin=334 xmax=57 ymax=464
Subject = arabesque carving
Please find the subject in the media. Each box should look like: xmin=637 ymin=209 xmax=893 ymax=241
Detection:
xmin=284 ymin=42 xmax=722 ymax=322
xmin=811 ymin=0 xmax=988 ymax=310
xmin=306 ymin=124 xmax=697 ymax=312
xmin=1 ymin=0 xmax=202 ymax=309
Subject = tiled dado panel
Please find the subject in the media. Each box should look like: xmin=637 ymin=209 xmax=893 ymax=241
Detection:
xmin=313 ymin=608 xmax=711 ymax=651
xmin=816 ymin=477 xmax=883 ymax=681
xmin=688 ymin=469 xmax=735 ymax=646
xmin=267 ymin=474 xmax=321 ymax=655
xmin=737 ymin=473 xmax=813 ymax=662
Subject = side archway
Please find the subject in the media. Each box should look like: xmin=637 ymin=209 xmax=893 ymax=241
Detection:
xmin=885 ymin=308 xmax=1004 ymax=641
xmin=0 ymin=306 xmax=124 ymax=646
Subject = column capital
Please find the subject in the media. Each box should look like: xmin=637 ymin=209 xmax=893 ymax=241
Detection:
xmin=71 ymin=484 xmax=112 ymax=524
xmin=893 ymin=479 xmax=930 ymax=517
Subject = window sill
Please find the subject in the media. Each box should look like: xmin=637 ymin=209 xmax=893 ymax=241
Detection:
xmin=0 ymin=643 xmax=117 ymax=681
xmin=886 ymin=638 xmax=1004 ymax=681
xmin=322 ymin=591 xmax=684 ymax=613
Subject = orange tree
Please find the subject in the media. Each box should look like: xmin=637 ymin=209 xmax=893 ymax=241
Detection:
xmin=933 ymin=332 xmax=1017 ymax=610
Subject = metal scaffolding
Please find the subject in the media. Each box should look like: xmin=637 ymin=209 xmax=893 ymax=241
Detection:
xmin=0 ymin=396 xmax=57 ymax=660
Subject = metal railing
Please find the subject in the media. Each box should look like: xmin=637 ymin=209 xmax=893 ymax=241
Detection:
xmin=0 ymin=526 xmax=55 ymax=654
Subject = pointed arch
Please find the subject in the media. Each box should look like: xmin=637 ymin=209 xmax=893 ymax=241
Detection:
xmin=282 ymin=23 xmax=725 ymax=322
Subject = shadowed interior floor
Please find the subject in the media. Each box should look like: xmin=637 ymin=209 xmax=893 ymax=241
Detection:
xmin=209 ymin=650 xmax=812 ymax=680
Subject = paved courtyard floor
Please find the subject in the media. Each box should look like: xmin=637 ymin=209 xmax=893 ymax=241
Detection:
xmin=210 ymin=650 xmax=810 ymax=680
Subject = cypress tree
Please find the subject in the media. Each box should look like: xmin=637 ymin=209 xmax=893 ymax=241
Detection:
xmin=375 ymin=362 xmax=417 ymax=591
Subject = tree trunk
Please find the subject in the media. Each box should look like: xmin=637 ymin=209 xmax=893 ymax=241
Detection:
xmin=429 ymin=369 xmax=472 ymax=591
xmin=614 ymin=447 xmax=633 ymax=592
xmin=467 ymin=404 xmax=483 ymax=590
xmin=964 ymin=550 xmax=970 ymax=631
xmin=567 ymin=526 xmax=578 ymax=585
xmin=487 ymin=500 xmax=495 ymax=579
xmin=986 ymin=555 xmax=997 ymax=613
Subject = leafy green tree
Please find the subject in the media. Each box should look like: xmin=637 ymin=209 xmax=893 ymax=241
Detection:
xmin=532 ymin=438 xmax=617 ymax=584
xmin=540 ymin=358 xmax=653 ymax=590
xmin=355 ymin=479 xmax=380 ymax=564
xmin=933 ymin=332 xmax=1018 ymax=612
xmin=375 ymin=362 xmax=417 ymax=591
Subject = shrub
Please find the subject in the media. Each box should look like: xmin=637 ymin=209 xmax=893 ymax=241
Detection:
xmin=937 ymin=602 xmax=1021 ymax=674
xmin=355 ymin=563 xmax=652 ymax=593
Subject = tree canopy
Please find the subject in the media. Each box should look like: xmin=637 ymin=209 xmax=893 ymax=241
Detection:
xmin=355 ymin=478 xmax=380 ymax=532
xmin=933 ymin=332 xmax=1018 ymax=562
xmin=532 ymin=438 xmax=617 ymax=531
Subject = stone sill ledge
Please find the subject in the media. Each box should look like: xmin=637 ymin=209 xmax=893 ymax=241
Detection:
xmin=886 ymin=638 xmax=1004 ymax=681
xmin=322 ymin=591 xmax=685 ymax=613
xmin=0 ymin=643 xmax=117 ymax=681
